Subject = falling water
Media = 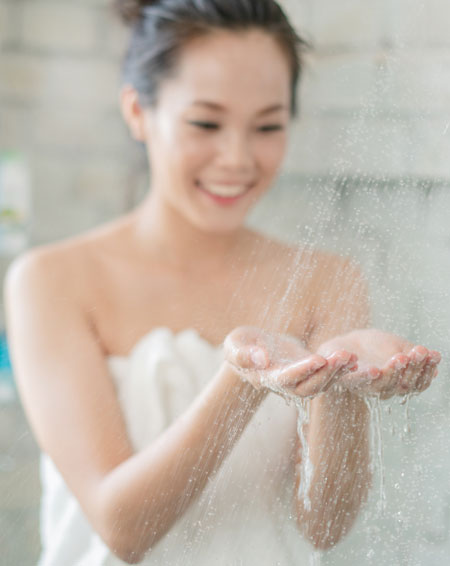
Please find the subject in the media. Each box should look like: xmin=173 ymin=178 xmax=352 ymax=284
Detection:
xmin=399 ymin=393 xmax=412 ymax=437
xmin=364 ymin=396 xmax=387 ymax=514
xmin=294 ymin=398 xmax=313 ymax=511
xmin=3 ymin=0 xmax=450 ymax=564
xmin=247 ymin=170 xmax=449 ymax=565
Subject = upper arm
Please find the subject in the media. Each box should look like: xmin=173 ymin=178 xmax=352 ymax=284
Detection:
xmin=3 ymin=249 xmax=134 ymax=534
xmin=306 ymin=254 xmax=371 ymax=351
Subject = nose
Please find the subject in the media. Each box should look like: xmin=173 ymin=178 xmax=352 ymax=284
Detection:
xmin=216 ymin=129 xmax=254 ymax=173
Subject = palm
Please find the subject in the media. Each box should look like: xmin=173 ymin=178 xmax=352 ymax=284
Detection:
xmin=224 ymin=326 xmax=357 ymax=398
xmin=317 ymin=329 xmax=441 ymax=398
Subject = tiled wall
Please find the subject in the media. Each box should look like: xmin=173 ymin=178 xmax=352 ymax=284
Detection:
xmin=282 ymin=0 xmax=450 ymax=179
xmin=1 ymin=1 xmax=450 ymax=564
xmin=0 ymin=0 xmax=142 ymax=248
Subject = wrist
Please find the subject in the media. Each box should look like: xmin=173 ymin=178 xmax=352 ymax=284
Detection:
xmin=217 ymin=361 xmax=269 ymax=404
xmin=313 ymin=387 xmax=369 ymax=421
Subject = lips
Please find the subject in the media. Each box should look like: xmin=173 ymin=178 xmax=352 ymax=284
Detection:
xmin=196 ymin=180 xmax=252 ymax=200
xmin=204 ymin=183 xmax=248 ymax=197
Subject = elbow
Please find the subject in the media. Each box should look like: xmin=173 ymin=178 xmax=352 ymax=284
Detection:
xmin=297 ymin=514 xmax=344 ymax=551
xmin=101 ymin=523 xmax=151 ymax=565
xmin=95 ymin=490 xmax=155 ymax=564
xmin=303 ymin=524 xmax=347 ymax=552
xmin=109 ymin=543 xmax=147 ymax=565
xmin=95 ymin=475 xmax=179 ymax=563
xmin=100 ymin=509 xmax=163 ymax=565
xmin=297 ymin=486 xmax=370 ymax=551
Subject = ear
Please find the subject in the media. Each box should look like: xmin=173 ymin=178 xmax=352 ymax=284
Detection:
xmin=119 ymin=85 xmax=147 ymax=142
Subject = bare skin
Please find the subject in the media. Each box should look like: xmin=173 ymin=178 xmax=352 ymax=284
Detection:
xmin=4 ymin=28 xmax=441 ymax=563
xmin=4 ymin=219 xmax=362 ymax=560
xmin=5 ymin=220 xmax=440 ymax=559
xmin=224 ymin=324 xmax=440 ymax=548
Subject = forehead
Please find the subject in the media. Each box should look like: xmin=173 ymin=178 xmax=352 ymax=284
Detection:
xmin=157 ymin=29 xmax=291 ymax=111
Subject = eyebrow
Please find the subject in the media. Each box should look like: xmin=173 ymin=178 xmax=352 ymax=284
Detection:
xmin=191 ymin=101 xmax=289 ymax=116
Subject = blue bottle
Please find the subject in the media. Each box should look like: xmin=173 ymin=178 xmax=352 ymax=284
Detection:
xmin=0 ymin=330 xmax=15 ymax=403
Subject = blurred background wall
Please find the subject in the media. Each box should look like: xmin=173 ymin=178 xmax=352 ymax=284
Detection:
xmin=1 ymin=1 xmax=450 ymax=564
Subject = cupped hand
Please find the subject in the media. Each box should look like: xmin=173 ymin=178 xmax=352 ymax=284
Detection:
xmin=223 ymin=326 xmax=358 ymax=399
xmin=317 ymin=329 xmax=441 ymax=399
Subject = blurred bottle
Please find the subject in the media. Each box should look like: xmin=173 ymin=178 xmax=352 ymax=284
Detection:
xmin=0 ymin=330 xmax=14 ymax=403
xmin=0 ymin=152 xmax=32 ymax=403
xmin=0 ymin=151 xmax=32 ymax=256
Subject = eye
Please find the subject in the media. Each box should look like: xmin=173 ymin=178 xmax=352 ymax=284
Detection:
xmin=258 ymin=124 xmax=284 ymax=133
xmin=187 ymin=121 xmax=220 ymax=130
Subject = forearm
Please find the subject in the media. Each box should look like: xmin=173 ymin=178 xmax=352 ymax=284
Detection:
xmin=297 ymin=389 xmax=371 ymax=550
xmin=96 ymin=361 xmax=267 ymax=562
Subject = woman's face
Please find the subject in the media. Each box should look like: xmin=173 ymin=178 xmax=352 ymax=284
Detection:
xmin=141 ymin=29 xmax=292 ymax=234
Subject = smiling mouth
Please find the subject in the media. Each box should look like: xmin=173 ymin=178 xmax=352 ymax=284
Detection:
xmin=196 ymin=181 xmax=252 ymax=199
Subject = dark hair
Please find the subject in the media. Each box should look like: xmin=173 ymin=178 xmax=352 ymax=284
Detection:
xmin=114 ymin=0 xmax=308 ymax=116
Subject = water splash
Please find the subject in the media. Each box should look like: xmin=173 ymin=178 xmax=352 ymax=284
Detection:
xmin=364 ymin=395 xmax=387 ymax=515
xmin=309 ymin=548 xmax=323 ymax=566
xmin=294 ymin=397 xmax=313 ymax=512
xmin=399 ymin=392 xmax=412 ymax=438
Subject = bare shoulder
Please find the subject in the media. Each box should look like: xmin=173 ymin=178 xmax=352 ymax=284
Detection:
xmin=252 ymin=232 xmax=359 ymax=277
xmin=5 ymin=243 xmax=89 ymax=315
xmin=303 ymin=247 xmax=363 ymax=288
xmin=5 ymin=216 xmax=132 ymax=306
xmin=243 ymin=229 xmax=365 ymax=294
xmin=305 ymin=249 xmax=370 ymax=346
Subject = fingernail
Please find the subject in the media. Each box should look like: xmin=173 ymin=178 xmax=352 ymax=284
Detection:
xmin=337 ymin=359 xmax=356 ymax=371
xmin=363 ymin=374 xmax=376 ymax=383
xmin=250 ymin=348 xmax=266 ymax=368
xmin=414 ymin=351 xmax=427 ymax=363
xmin=311 ymin=359 xmax=327 ymax=371
xmin=431 ymin=352 xmax=441 ymax=364
xmin=394 ymin=359 xmax=407 ymax=371
xmin=369 ymin=367 xmax=382 ymax=379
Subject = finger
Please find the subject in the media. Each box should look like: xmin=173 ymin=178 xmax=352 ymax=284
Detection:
xmin=335 ymin=348 xmax=388 ymax=392
xmin=321 ymin=352 xmax=359 ymax=389
xmin=276 ymin=355 xmax=327 ymax=388
xmin=291 ymin=354 xmax=357 ymax=397
xmin=376 ymin=356 xmax=409 ymax=399
xmin=224 ymin=326 xmax=284 ymax=371
xmin=413 ymin=352 xmax=434 ymax=391
xmin=397 ymin=347 xmax=429 ymax=394
xmin=338 ymin=368 xmax=381 ymax=394
xmin=415 ymin=359 xmax=439 ymax=392
xmin=224 ymin=326 xmax=266 ymax=350
xmin=430 ymin=350 xmax=442 ymax=364
xmin=223 ymin=335 xmax=269 ymax=371
xmin=325 ymin=350 xmax=358 ymax=371
xmin=372 ymin=354 xmax=409 ymax=397
xmin=414 ymin=362 xmax=433 ymax=393
xmin=321 ymin=356 xmax=361 ymax=392
xmin=292 ymin=369 xmax=336 ymax=397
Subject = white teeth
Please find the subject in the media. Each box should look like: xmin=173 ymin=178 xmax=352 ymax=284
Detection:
xmin=203 ymin=184 xmax=248 ymax=197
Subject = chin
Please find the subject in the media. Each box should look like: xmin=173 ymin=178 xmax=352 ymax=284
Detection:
xmin=202 ymin=222 xmax=244 ymax=235
xmin=195 ymin=215 xmax=246 ymax=235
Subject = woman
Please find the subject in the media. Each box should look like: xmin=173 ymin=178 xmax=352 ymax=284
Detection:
xmin=4 ymin=1 xmax=441 ymax=564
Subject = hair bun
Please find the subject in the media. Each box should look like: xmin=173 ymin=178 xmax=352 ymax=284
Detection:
xmin=114 ymin=0 xmax=157 ymax=25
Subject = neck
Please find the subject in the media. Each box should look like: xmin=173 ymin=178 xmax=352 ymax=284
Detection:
xmin=130 ymin=190 xmax=253 ymax=275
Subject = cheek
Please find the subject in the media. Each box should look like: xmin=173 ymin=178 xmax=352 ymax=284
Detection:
xmin=257 ymin=134 xmax=288 ymax=172
xmin=173 ymin=130 xmax=214 ymax=172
